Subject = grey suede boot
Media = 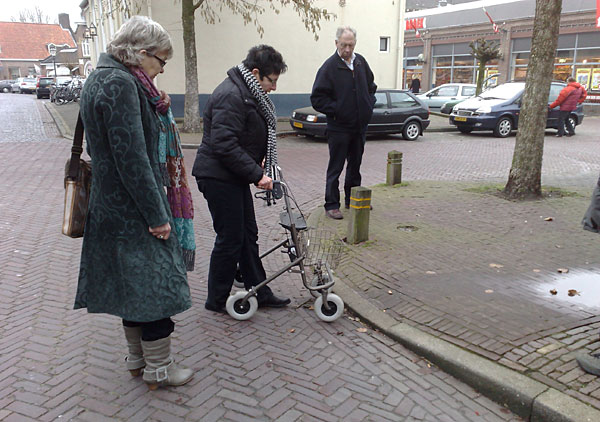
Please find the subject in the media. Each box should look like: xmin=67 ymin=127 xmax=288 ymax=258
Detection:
xmin=123 ymin=326 xmax=145 ymax=376
xmin=141 ymin=336 xmax=193 ymax=390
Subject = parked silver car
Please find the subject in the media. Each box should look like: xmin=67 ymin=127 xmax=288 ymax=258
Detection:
xmin=417 ymin=83 xmax=477 ymax=109
xmin=16 ymin=77 xmax=37 ymax=94
xmin=0 ymin=80 xmax=15 ymax=93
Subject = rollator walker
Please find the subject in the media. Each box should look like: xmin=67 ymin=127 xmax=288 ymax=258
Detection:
xmin=225 ymin=166 xmax=345 ymax=323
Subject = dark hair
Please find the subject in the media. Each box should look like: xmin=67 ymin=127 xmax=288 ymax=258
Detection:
xmin=567 ymin=76 xmax=576 ymax=83
xmin=242 ymin=45 xmax=287 ymax=78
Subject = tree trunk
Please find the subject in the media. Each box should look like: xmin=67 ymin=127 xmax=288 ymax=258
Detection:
xmin=504 ymin=0 xmax=562 ymax=199
xmin=181 ymin=0 xmax=201 ymax=133
xmin=476 ymin=62 xmax=486 ymax=96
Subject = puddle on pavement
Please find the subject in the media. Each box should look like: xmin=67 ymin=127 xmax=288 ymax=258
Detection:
xmin=538 ymin=270 xmax=600 ymax=308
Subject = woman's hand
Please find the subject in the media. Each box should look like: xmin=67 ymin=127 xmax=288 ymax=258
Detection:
xmin=159 ymin=90 xmax=171 ymax=108
xmin=256 ymin=175 xmax=273 ymax=190
xmin=149 ymin=222 xmax=171 ymax=240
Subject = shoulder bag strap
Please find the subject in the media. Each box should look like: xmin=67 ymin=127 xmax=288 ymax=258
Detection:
xmin=66 ymin=113 xmax=85 ymax=180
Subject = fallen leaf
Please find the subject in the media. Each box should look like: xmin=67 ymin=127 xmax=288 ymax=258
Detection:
xmin=557 ymin=268 xmax=569 ymax=274
xmin=568 ymin=289 xmax=580 ymax=296
xmin=533 ymin=269 xmax=541 ymax=273
xmin=426 ymin=270 xmax=436 ymax=274
xmin=289 ymin=328 xmax=296 ymax=333
xmin=336 ymin=331 xmax=344 ymax=336
xmin=357 ymin=327 xmax=368 ymax=333
xmin=489 ymin=263 xmax=504 ymax=268
xmin=485 ymin=289 xmax=494 ymax=294
xmin=544 ymin=217 xmax=553 ymax=221
xmin=550 ymin=289 xmax=557 ymax=295
xmin=309 ymin=305 xmax=314 ymax=310
xmin=387 ymin=290 xmax=393 ymax=295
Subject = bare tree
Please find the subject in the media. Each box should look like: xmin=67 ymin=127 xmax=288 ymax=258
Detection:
xmin=503 ymin=0 xmax=562 ymax=199
xmin=11 ymin=6 xmax=52 ymax=23
xmin=181 ymin=0 xmax=334 ymax=132
xmin=469 ymin=38 xmax=501 ymax=96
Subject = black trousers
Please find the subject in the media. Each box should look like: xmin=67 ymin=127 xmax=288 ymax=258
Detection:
xmin=197 ymin=178 xmax=273 ymax=308
xmin=325 ymin=130 xmax=366 ymax=211
xmin=557 ymin=110 xmax=574 ymax=136
xmin=122 ymin=318 xmax=174 ymax=342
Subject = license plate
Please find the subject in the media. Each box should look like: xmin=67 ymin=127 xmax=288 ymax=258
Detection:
xmin=454 ymin=116 xmax=467 ymax=122
xmin=293 ymin=121 xmax=303 ymax=128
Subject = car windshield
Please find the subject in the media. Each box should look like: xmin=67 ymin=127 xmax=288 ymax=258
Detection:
xmin=479 ymin=83 xmax=524 ymax=100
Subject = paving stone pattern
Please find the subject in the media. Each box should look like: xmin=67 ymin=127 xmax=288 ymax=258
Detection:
xmin=0 ymin=93 xmax=522 ymax=421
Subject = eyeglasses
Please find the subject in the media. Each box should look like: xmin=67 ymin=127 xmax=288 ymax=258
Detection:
xmin=146 ymin=52 xmax=167 ymax=68
xmin=264 ymin=74 xmax=278 ymax=85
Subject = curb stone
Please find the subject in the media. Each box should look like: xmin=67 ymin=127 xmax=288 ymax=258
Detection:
xmin=44 ymin=102 xmax=72 ymax=140
xmin=307 ymin=207 xmax=600 ymax=422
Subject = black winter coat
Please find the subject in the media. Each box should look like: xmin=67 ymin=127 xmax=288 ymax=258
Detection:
xmin=310 ymin=52 xmax=377 ymax=133
xmin=192 ymin=67 xmax=266 ymax=185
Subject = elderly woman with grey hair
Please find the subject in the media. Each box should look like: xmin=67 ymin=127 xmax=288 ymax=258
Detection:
xmin=74 ymin=15 xmax=194 ymax=390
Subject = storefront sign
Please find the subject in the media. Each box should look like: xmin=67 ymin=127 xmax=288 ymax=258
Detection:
xmin=591 ymin=69 xmax=600 ymax=91
xmin=576 ymin=68 xmax=591 ymax=89
xmin=406 ymin=18 xmax=426 ymax=31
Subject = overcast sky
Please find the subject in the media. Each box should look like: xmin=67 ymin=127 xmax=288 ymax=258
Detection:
xmin=0 ymin=1 xmax=83 ymax=27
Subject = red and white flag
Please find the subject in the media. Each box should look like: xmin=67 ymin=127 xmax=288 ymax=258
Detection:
xmin=482 ymin=7 xmax=499 ymax=33
xmin=596 ymin=0 xmax=600 ymax=28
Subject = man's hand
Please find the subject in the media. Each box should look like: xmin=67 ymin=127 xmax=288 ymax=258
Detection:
xmin=256 ymin=175 xmax=273 ymax=190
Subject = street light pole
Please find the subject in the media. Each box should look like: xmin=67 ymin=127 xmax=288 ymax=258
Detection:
xmin=48 ymin=44 xmax=57 ymax=80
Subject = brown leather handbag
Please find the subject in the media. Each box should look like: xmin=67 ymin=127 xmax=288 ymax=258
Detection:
xmin=62 ymin=114 xmax=91 ymax=238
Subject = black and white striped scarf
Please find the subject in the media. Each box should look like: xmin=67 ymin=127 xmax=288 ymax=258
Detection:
xmin=237 ymin=63 xmax=278 ymax=178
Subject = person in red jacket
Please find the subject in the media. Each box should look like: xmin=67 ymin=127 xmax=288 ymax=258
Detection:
xmin=549 ymin=77 xmax=587 ymax=137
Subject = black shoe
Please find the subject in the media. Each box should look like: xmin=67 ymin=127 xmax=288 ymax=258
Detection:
xmin=258 ymin=294 xmax=291 ymax=308
xmin=566 ymin=133 xmax=574 ymax=137
xmin=205 ymin=303 xmax=227 ymax=314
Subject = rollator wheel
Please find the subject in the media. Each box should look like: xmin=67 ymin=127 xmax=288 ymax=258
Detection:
xmin=309 ymin=273 xmax=330 ymax=298
xmin=226 ymin=291 xmax=258 ymax=321
xmin=314 ymin=294 xmax=344 ymax=322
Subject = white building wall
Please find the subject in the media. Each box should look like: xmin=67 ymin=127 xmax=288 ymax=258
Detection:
xmin=83 ymin=0 xmax=405 ymax=94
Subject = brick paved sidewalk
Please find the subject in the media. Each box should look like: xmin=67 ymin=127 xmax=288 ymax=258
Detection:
xmin=312 ymin=180 xmax=600 ymax=412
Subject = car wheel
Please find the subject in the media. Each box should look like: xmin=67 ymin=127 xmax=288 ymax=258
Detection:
xmin=458 ymin=126 xmax=473 ymax=134
xmin=493 ymin=117 xmax=513 ymax=138
xmin=567 ymin=115 xmax=577 ymax=130
xmin=402 ymin=121 xmax=421 ymax=141
xmin=2 ymin=87 xmax=8 ymax=93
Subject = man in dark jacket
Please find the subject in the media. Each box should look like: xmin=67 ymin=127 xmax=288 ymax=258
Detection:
xmin=549 ymin=77 xmax=587 ymax=137
xmin=192 ymin=45 xmax=290 ymax=314
xmin=311 ymin=26 xmax=377 ymax=219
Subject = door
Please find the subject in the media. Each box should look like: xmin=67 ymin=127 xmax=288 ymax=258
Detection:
xmin=367 ymin=92 xmax=390 ymax=133
xmin=546 ymin=83 xmax=564 ymax=128
xmin=388 ymin=91 xmax=421 ymax=133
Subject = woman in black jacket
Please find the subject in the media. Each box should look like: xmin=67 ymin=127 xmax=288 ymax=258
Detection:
xmin=192 ymin=45 xmax=290 ymax=314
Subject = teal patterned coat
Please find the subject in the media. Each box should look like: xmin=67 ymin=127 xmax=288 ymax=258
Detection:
xmin=74 ymin=53 xmax=191 ymax=322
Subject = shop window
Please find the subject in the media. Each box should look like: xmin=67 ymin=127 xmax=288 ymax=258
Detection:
xmin=556 ymin=49 xmax=574 ymax=64
xmin=453 ymin=56 xmax=474 ymax=67
xmin=553 ymin=65 xmax=572 ymax=83
xmin=575 ymin=48 xmax=600 ymax=64
xmin=405 ymin=46 xmax=423 ymax=57
xmin=453 ymin=68 xmax=474 ymax=83
xmin=434 ymin=56 xmax=452 ymax=67
xmin=513 ymin=38 xmax=531 ymax=52
xmin=433 ymin=68 xmax=451 ymax=86
xmin=379 ymin=37 xmax=390 ymax=52
xmin=433 ymin=44 xmax=452 ymax=56
xmin=557 ymin=34 xmax=576 ymax=49
xmin=577 ymin=32 xmax=600 ymax=49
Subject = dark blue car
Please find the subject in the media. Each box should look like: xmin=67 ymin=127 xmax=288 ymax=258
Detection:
xmin=449 ymin=81 xmax=584 ymax=138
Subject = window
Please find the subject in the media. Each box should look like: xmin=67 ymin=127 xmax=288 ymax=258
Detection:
xmin=462 ymin=86 xmax=476 ymax=96
xmin=431 ymin=43 xmax=483 ymax=85
xmin=82 ymin=40 xmax=90 ymax=57
xmin=374 ymin=92 xmax=387 ymax=108
xmin=389 ymin=92 xmax=418 ymax=108
xmin=548 ymin=84 xmax=563 ymax=103
xmin=379 ymin=37 xmax=390 ymax=52
xmin=437 ymin=86 xmax=459 ymax=96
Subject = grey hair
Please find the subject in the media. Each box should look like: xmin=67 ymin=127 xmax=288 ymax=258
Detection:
xmin=106 ymin=16 xmax=173 ymax=66
xmin=336 ymin=26 xmax=357 ymax=41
